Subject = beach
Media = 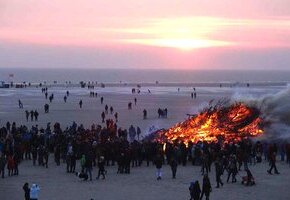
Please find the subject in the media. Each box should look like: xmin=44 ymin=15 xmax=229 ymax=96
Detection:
xmin=1 ymin=83 xmax=290 ymax=200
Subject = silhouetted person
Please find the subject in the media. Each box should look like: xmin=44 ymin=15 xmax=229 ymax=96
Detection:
xmin=101 ymin=112 xmax=106 ymax=123
xmin=18 ymin=99 xmax=23 ymax=109
xmin=23 ymin=182 xmax=30 ymax=200
xmin=114 ymin=112 xmax=118 ymax=122
xmin=110 ymin=106 xmax=114 ymax=114
xmin=200 ymin=174 xmax=212 ymax=200
xmin=30 ymin=110 xmax=34 ymax=121
xmin=64 ymin=96 xmax=67 ymax=103
xmin=34 ymin=110 xmax=39 ymax=121
xmin=105 ymin=105 xmax=108 ymax=114
xmin=134 ymin=98 xmax=137 ymax=105
xmin=143 ymin=109 xmax=147 ymax=119
xmin=25 ymin=110 xmax=29 ymax=121
xmin=79 ymin=100 xmax=83 ymax=108
xmin=101 ymin=97 xmax=104 ymax=104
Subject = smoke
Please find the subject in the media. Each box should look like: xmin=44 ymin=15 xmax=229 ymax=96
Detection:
xmin=231 ymin=86 xmax=290 ymax=141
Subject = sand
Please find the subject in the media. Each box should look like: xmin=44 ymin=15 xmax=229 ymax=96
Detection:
xmin=1 ymin=85 xmax=290 ymax=200
xmin=0 ymin=158 xmax=290 ymax=200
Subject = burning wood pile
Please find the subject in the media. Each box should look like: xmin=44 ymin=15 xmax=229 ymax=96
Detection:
xmin=153 ymin=99 xmax=264 ymax=144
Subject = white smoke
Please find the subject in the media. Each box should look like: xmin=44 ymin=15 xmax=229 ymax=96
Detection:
xmin=231 ymin=87 xmax=290 ymax=141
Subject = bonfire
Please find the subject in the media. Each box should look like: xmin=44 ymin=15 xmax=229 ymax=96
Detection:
xmin=153 ymin=99 xmax=264 ymax=144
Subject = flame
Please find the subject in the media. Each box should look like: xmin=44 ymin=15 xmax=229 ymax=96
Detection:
xmin=155 ymin=102 xmax=263 ymax=145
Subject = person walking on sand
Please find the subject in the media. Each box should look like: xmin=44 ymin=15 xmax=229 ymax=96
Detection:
xmin=267 ymin=152 xmax=280 ymax=174
xmin=143 ymin=109 xmax=147 ymax=119
xmin=154 ymin=153 xmax=163 ymax=180
xmin=114 ymin=112 xmax=118 ymax=122
xmin=96 ymin=156 xmax=106 ymax=180
xmin=134 ymin=97 xmax=137 ymax=105
xmin=25 ymin=110 xmax=30 ymax=122
xmin=18 ymin=99 xmax=23 ymax=109
xmin=189 ymin=180 xmax=201 ymax=200
xmin=34 ymin=110 xmax=39 ymax=121
xmin=170 ymin=157 xmax=178 ymax=179
xmin=79 ymin=100 xmax=83 ymax=109
xmin=200 ymin=174 xmax=212 ymax=200
xmin=30 ymin=110 xmax=34 ymax=121
xmin=30 ymin=184 xmax=40 ymax=200
xmin=110 ymin=106 xmax=114 ymax=114
xmin=23 ymin=182 xmax=30 ymax=200
xmin=101 ymin=112 xmax=106 ymax=123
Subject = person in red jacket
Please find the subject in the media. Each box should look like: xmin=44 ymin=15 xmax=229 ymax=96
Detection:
xmin=7 ymin=155 xmax=15 ymax=176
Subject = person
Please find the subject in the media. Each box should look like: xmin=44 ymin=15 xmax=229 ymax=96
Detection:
xmin=18 ymin=99 xmax=23 ymax=109
xmin=242 ymin=168 xmax=255 ymax=186
xmin=200 ymin=174 xmax=212 ymax=200
xmin=64 ymin=95 xmax=67 ymax=103
xmin=44 ymin=104 xmax=49 ymax=113
xmin=0 ymin=153 xmax=6 ymax=178
xmin=154 ymin=153 xmax=163 ymax=180
xmin=101 ymin=97 xmax=104 ymax=104
xmin=227 ymin=155 xmax=237 ymax=183
xmin=136 ymin=127 xmax=141 ymax=141
xmin=114 ymin=112 xmax=118 ymax=122
xmin=189 ymin=180 xmax=201 ymax=200
xmin=267 ymin=152 xmax=280 ymax=174
xmin=170 ymin=158 xmax=178 ymax=179
xmin=34 ymin=110 xmax=39 ymax=121
xmin=80 ymin=154 xmax=86 ymax=173
xmin=128 ymin=102 xmax=132 ymax=110
xmin=105 ymin=105 xmax=108 ymax=114
xmin=96 ymin=156 xmax=106 ymax=180
xmin=143 ymin=109 xmax=147 ymax=120
xmin=7 ymin=154 xmax=15 ymax=176
xmin=101 ymin=112 xmax=106 ymax=123
xmin=79 ymin=100 xmax=83 ymax=108
xmin=85 ymin=153 xmax=93 ymax=181
xmin=30 ymin=184 xmax=40 ymax=200
xmin=110 ymin=106 xmax=114 ymax=114
xmin=30 ymin=110 xmax=34 ymax=121
xmin=215 ymin=159 xmax=223 ymax=188
xmin=23 ymin=182 xmax=30 ymax=200
xmin=134 ymin=97 xmax=137 ymax=105
xmin=25 ymin=110 xmax=30 ymax=121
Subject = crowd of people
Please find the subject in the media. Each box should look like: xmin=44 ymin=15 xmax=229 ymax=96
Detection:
xmin=0 ymin=119 xmax=290 ymax=199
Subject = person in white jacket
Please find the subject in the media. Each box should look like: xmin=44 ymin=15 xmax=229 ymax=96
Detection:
xmin=30 ymin=184 xmax=40 ymax=200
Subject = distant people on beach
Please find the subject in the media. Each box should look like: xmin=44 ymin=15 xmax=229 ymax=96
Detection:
xmin=79 ymin=100 xmax=83 ymax=108
xmin=18 ymin=99 xmax=23 ymax=109
xmin=114 ymin=112 xmax=118 ymax=122
xmin=143 ymin=109 xmax=147 ymax=119
xmin=44 ymin=104 xmax=49 ymax=113
xmin=158 ymin=108 xmax=168 ymax=118
xmin=128 ymin=102 xmax=132 ymax=110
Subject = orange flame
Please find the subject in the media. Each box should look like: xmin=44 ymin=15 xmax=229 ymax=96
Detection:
xmin=156 ymin=103 xmax=263 ymax=145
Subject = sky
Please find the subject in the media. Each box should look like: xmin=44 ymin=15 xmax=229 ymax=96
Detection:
xmin=0 ymin=0 xmax=290 ymax=70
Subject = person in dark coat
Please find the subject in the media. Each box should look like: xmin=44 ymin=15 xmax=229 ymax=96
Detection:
xmin=267 ymin=152 xmax=280 ymax=174
xmin=170 ymin=158 xmax=178 ymax=179
xmin=215 ymin=159 xmax=223 ymax=188
xmin=200 ymin=174 xmax=212 ymax=200
xmin=23 ymin=182 xmax=30 ymax=200
xmin=96 ymin=156 xmax=106 ymax=179
xmin=154 ymin=154 xmax=163 ymax=180
xmin=189 ymin=180 xmax=201 ymax=200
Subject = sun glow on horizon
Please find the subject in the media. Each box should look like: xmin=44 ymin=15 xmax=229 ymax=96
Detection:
xmin=122 ymin=38 xmax=232 ymax=50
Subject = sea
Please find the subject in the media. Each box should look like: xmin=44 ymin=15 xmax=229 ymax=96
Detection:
xmin=0 ymin=68 xmax=290 ymax=86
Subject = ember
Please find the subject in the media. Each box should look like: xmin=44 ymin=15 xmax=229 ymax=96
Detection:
xmin=155 ymin=101 xmax=264 ymax=144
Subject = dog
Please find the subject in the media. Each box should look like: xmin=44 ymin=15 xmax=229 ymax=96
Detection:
xmin=75 ymin=172 xmax=88 ymax=181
